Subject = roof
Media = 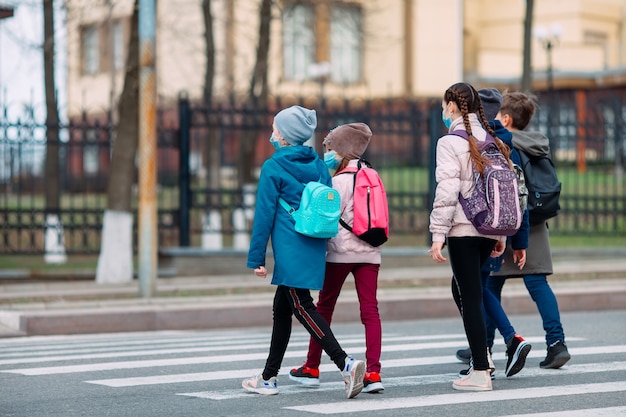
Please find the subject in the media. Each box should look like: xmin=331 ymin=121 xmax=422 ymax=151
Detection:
xmin=0 ymin=4 xmax=14 ymax=19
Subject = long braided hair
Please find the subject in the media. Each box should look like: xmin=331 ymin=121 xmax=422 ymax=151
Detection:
xmin=443 ymin=82 xmax=512 ymax=174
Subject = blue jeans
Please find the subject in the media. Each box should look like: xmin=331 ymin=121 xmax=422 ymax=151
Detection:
xmin=481 ymin=259 xmax=515 ymax=349
xmin=486 ymin=274 xmax=565 ymax=346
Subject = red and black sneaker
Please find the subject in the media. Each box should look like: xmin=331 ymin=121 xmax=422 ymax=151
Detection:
xmin=362 ymin=371 xmax=384 ymax=393
xmin=289 ymin=365 xmax=320 ymax=387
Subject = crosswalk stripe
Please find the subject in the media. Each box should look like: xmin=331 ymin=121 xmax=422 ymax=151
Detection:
xmin=0 ymin=334 xmax=283 ymax=357
xmin=0 ymin=334 xmax=470 ymax=365
xmin=2 ymin=342 xmax=612 ymax=377
xmin=0 ymin=340 xmax=473 ymax=375
xmin=284 ymin=381 xmax=626 ymax=414
xmin=1 ymin=327 xmax=623 ymax=417
xmin=176 ymin=360 xmax=626 ymax=400
xmin=500 ymin=405 xmax=626 ymax=417
xmin=84 ymin=347 xmax=625 ymax=388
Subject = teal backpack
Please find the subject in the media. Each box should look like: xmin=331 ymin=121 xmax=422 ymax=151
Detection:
xmin=279 ymin=175 xmax=341 ymax=239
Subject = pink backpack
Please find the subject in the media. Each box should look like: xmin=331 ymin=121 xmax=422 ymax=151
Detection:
xmin=338 ymin=160 xmax=389 ymax=247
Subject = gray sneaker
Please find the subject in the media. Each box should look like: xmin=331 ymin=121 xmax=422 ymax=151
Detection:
xmin=456 ymin=347 xmax=471 ymax=364
xmin=341 ymin=356 xmax=365 ymax=399
xmin=242 ymin=374 xmax=279 ymax=395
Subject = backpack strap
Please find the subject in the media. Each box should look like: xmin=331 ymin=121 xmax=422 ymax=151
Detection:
xmin=274 ymin=160 xmax=306 ymax=214
xmin=448 ymin=130 xmax=496 ymax=146
xmin=278 ymin=197 xmax=296 ymax=215
xmin=336 ymin=159 xmax=372 ymax=232
xmin=277 ymin=173 xmax=323 ymax=215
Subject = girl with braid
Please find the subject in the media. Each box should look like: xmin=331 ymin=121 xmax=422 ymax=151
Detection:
xmin=428 ymin=82 xmax=510 ymax=391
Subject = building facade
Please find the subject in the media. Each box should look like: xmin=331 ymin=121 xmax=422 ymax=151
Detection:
xmin=65 ymin=0 xmax=626 ymax=115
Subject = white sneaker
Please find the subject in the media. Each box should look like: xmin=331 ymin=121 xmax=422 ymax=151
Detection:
xmin=452 ymin=369 xmax=493 ymax=391
xmin=242 ymin=374 xmax=279 ymax=395
xmin=341 ymin=356 xmax=365 ymax=399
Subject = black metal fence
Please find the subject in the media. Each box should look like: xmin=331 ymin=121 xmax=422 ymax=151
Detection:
xmin=1 ymin=87 xmax=626 ymax=254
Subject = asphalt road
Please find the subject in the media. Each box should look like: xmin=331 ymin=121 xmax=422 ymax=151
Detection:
xmin=1 ymin=310 xmax=625 ymax=417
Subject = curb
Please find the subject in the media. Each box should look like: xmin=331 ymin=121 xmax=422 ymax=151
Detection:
xmin=1 ymin=278 xmax=625 ymax=337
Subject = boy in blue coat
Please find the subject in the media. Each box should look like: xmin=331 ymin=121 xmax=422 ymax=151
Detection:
xmin=242 ymin=105 xmax=365 ymax=399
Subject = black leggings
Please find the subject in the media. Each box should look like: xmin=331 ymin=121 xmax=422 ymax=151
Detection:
xmin=262 ymin=285 xmax=347 ymax=380
xmin=448 ymin=236 xmax=497 ymax=371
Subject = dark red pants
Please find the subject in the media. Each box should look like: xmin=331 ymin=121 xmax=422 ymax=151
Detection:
xmin=305 ymin=262 xmax=382 ymax=373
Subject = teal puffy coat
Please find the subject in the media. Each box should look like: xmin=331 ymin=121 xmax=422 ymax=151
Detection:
xmin=247 ymin=145 xmax=332 ymax=290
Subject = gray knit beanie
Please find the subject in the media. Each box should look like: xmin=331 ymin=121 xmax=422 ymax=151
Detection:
xmin=274 ymin=105 xmax=317 ymax=145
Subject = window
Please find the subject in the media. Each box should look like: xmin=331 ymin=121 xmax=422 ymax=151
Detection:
xmin=83 ymin=129 xmax=99 ymax=175
xmin=81 ymin=19 xmax=127 ymax=76
xmin=82 ymin=25 xmax=100 ymax=75
xmin=112 ymin=20 xmax=125 ymax=70
xmin=584 ymin=30 xmax=607 ymax=45
xmin=282 ymin=4 xmax=315 ymax=81
xmin=282 ymin=2 xmax=363 ymax=85
xmin=330 ymin=5 xmax=362 ymax=84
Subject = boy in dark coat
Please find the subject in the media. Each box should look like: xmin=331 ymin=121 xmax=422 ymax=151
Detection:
xmin=489 ymin=92 xmax=571 ymax=369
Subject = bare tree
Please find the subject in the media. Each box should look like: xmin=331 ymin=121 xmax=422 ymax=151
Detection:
xmin=199 ymin=0 xmax=224 ymax=249
xmin=521 ymin=0 xmax=534 ymax=91
xmin=43 ymin=0 xmax=66 ymax=263
xmin=237 ymin=0 xmax=271 ymax=187
xmin=202 ymin=0 xmax=215 ymax=105
xmin=96 ymin=0 xmax=140 ymax=283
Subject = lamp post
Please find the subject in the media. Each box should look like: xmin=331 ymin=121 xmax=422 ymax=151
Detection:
xmin=534 ymin=24 xmax=562 ymax=94
xmin=534 ymin=24 xmax=562 ymax=140
xmin=308 ymin=61 xmax=330 ymax=152
xmin=308 ymin=61 xmax=330 ymax=108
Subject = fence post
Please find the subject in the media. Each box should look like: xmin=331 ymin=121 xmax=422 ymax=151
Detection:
xmin=178 ymin=93 xmax=191 ymax=246
xmin=427 ymin=102 xmax=441 ymax=245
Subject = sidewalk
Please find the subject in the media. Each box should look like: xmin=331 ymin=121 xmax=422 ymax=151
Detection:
xmin=0 ymin=247 xmax=625 ymax=338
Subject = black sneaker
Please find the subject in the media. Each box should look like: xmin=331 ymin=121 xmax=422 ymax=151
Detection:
xmin=456 ymin=347 xmax=471 ymax=364
xmin=459 ymin=358 xmax=495 ymax=380
xmin=540 ymin=340 xmax=571 ymax=369
xmin=505 ymin=334 xmax=532 ymax=377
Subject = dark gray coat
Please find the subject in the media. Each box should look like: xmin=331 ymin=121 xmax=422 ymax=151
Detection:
xmin=492 ymin=130 xmax=554 ymax=277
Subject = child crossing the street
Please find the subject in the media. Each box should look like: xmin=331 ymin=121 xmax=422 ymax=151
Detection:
xmin=242 ymin=106 xmax=366 ymax=399
xmin=289 ymin=123 xmax=386 ymax=393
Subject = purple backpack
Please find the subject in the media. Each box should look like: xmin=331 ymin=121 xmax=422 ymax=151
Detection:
xmin=452 ymin=131 xmax=522 ymax=236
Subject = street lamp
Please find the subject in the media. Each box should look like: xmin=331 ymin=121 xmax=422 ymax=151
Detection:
xmin=534 ymin=24 xmax=562 ymax=142
xmin=308 ymin=61 xmax=331 ymax=108
xmin=307 ymin=61 xmax=330 ymax=153
xmin=533 ymin=24 xmax=562 ymax=93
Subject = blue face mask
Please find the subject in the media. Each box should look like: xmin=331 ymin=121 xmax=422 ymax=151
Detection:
xmin=269 ymin=134 xmax=280 ymax=150
xmin=324 ymin=151 xmax=339 ymax=170
xmin=442 ymin=109 xmax=453 ymax=129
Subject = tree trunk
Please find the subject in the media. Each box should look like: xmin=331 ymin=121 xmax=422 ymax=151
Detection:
xmin=202 ymin=0 xmax=215 ymax=106
xmin=96 ymin=0 xmax=140 ymax=284
xmin=521 ymin=0 xmax=534 ymax=92
xmin=237 ymin=0 xmax=271 ymax=187
xmin=43 ymin=0 xmax=66 ymax=264
xmin=201 ymin=0 xmax=223 ymax=249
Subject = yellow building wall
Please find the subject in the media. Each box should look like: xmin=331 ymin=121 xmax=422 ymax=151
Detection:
xmin=65 ymin=0 xmax=626 ymax=115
